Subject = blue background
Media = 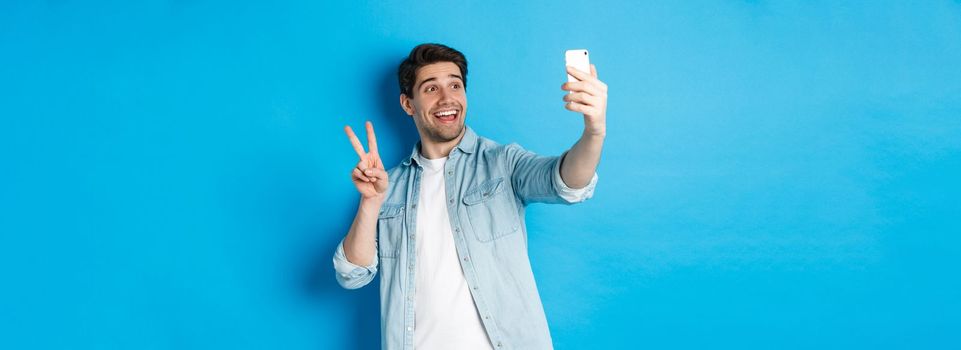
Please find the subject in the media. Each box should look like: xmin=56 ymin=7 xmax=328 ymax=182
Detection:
xmin=2 ymin=1 xmax=960 ymax=349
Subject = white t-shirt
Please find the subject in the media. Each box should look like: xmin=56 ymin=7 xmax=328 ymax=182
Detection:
xmin=413 ymin=154 xmax=494 ymax=350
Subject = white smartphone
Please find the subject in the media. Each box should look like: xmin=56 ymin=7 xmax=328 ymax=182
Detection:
xmin=565 ymin=49 xmax=591 ymax=83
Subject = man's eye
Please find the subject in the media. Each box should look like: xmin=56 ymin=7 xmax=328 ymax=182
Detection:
xmin=451 ymin=83 xmax=461 ymax=89
xmin=426 ymin=86 xmax=437 ymax=92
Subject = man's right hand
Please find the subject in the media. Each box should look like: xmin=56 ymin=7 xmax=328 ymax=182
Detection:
xmin=345 ymin=121 xmax=389 ymax=202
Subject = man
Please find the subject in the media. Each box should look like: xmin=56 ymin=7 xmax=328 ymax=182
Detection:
xmin=333 ymin=43 xmax=607 ymax=350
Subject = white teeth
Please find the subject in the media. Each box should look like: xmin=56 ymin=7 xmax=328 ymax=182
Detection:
xmin=434 ymin=110 xmax=457 ymax=117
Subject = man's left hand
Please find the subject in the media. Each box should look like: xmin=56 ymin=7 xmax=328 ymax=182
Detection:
xmin=562 ymin=64 xmax=607 ymax=137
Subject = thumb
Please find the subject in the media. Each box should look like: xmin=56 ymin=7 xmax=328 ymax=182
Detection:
xmin=366 ymin=168 xmax=389 ymax=193
xmin=364 ymin=167 xmax=388 ymax=181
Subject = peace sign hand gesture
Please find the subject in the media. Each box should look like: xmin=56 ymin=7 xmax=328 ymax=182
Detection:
xmin=344 ymin=121 xmax=389 ymax=201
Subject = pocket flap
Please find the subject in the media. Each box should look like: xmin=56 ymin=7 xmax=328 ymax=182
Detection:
xmin=463 ymin=177 xmax=507 ymax=206
xmin=378 ymin=203 xmax=405 ymax=218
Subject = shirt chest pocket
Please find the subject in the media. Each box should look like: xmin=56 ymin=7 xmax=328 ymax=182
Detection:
xmin=462 ymin=177 xmax=520 ymax=242
xmin=376 ymin=203 xmax=405 ymax=259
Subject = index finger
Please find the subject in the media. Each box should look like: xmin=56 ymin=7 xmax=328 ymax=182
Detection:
xmin=566 ymin=65 xmax=592 ymax=81
xmin=344 ymin=125 xmax=367 ymax=159
xmin=567 ymin=65 xmax=602 ymax=89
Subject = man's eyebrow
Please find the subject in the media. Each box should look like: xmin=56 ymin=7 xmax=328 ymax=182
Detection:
xmin=416 ymin=74 xmax=464 ymax=90
xmin=416 ymin=77 xmax=437 ymax=90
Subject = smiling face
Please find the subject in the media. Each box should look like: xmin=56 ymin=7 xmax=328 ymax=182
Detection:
xmin=400 ymin=62 xmax=467 ymax=144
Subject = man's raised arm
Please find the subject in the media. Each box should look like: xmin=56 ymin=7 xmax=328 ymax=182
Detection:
xmin=333 ymin=121 xmax=389 ymax=289
xmin=559 ymin=64 xmax=607 ymax=189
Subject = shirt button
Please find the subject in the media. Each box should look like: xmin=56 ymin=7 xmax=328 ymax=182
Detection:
xmin=485 ymin=315 xmax=490 ymax=320
xmin=410 ymin=234 xmax=415 ymax=239
xmin=448 ymin=171 xmax=453 ymax=175
xmin=473 ymin=286 xmax=478 ymax=290
xmin=463 ymin=257 xmax=469 ymax=261
xmin=449 ymin=199 xmax=454 ymax=204
xmin=497 ymin=342 xmax=502 ymax=347
xmin=407 ymin=326 xmax=412 ymax=332
xmin=455 ymin=228 xmax=460 ymax=232
xmin=412 ymin=204 xmax=417 ymax=209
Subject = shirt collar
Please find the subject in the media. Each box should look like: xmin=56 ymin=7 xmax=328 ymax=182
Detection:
xmin=402 ymin=125 xmax=478 ymax=167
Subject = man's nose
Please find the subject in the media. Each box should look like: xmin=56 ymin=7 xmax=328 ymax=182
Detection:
xmin=439 ymin=86 xmax=457 ymax=101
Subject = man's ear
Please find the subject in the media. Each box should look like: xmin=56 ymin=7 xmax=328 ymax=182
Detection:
xmin=399 ymin=93 xmax=414 ymax=116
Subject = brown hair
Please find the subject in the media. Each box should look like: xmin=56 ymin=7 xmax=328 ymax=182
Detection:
xmin=397 ymin=43 xmax=468 ymax=98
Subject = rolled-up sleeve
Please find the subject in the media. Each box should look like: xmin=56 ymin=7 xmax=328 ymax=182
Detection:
xmin=332 ymin=239 xmax=378 ymax=289
xmin=507 ymin=143 xmax=598 ymax=205
xmin=552 ymin=150 xmax=598 ymax=203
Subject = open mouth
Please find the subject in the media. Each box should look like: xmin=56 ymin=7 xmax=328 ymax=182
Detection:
xmin=432 ymin=109 xmax=459 ymax=124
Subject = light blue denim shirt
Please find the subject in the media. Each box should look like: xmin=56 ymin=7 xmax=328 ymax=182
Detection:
xmin=333 ymin=126 xmax=598 ymax=350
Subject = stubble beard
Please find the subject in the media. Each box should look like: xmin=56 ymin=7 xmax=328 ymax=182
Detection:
xmin=418 ymin=103 xmax=465 ymax=143
xmin=425 ymin=121 xmax=465 ymax=143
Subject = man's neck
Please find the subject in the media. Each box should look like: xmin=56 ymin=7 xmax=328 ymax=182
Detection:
xmin=419 ymin=127 xmax=466 ymax=159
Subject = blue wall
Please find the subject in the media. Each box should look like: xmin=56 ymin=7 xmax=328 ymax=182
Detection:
xmin=2 ymin=1 xmax=960 ymax=349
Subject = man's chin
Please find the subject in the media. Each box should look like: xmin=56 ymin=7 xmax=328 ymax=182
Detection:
xmin=430 ymin=123 xmax=464 ymax=142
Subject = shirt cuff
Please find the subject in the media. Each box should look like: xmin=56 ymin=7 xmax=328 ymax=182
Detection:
xmin=333 ymin=239 xmax=378 ymax=280
xmin=553 ymin=152 xmax=598 ymax=203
